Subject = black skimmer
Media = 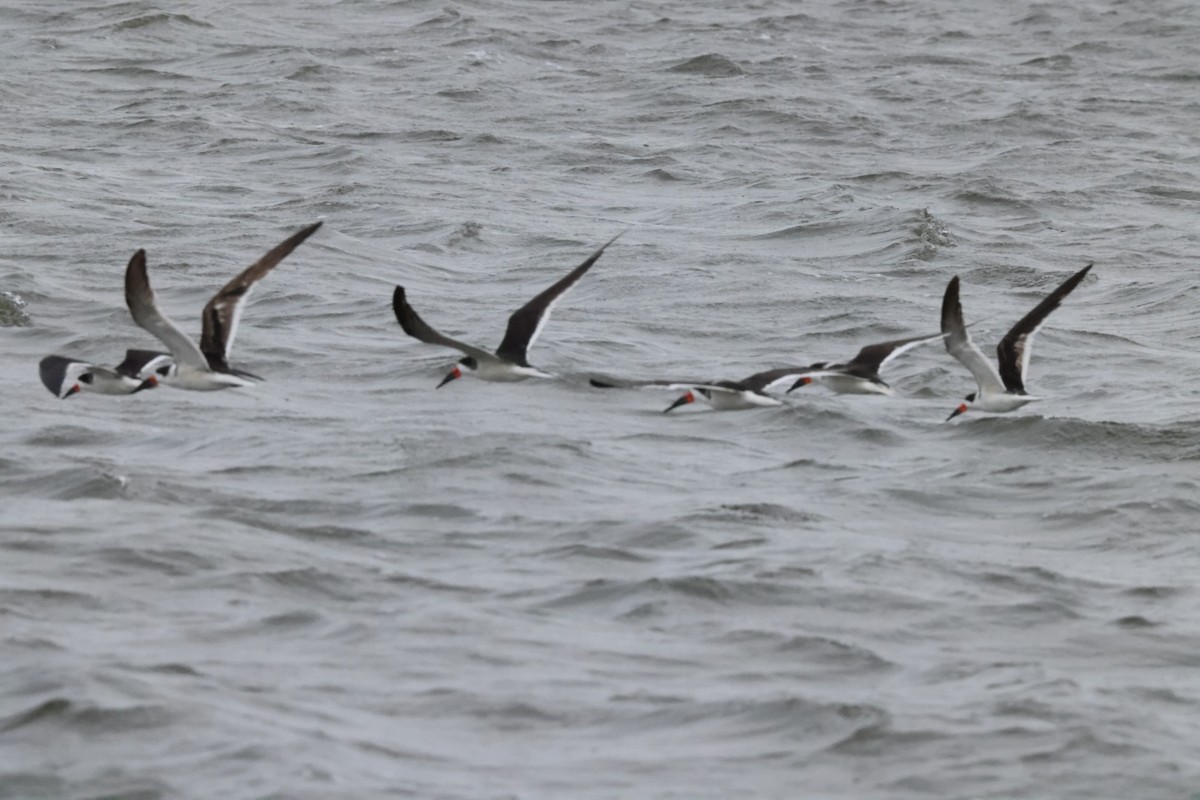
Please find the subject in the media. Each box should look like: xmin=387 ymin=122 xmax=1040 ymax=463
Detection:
xmin=591 ymin=367 xmax=819 ymax=412
xmin=941 ymin=263 xmax=1093 ymax=421
xmin=124 ymin=221 xmax=322 ymax=391
xmin=784 ymin=332 xmax=946 ymax=396
xmin=38 ymin=350 xmax=173 ymax=399
xmin=392 ymin=234 xmax=620 ymax=388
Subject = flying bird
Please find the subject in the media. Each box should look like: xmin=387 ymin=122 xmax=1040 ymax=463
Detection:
xmin=786 ymin=332 xmax=946 ymax=395
xmin=393 ymin=234 xmax=620 ymax=388
xmin=124 ymin=221 xmax=322 ymax=390
xmin=38 ymin=350 xmax=172 ymax=399
xmin=591 ymin=367 xmax=820 ymax=412
xmin=941 ymin=263 xmax=1093 ymax=421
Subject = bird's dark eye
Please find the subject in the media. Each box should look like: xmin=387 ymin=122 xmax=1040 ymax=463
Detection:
xmin=79 ymin=373 xmax=94 ymax=385
xmin=157 ymin=366 xmax=171 ymax=376
xmin=460 ymin=357 xmax=477 ymax=369
xmin=965 ymin=392 xmax=975 ymax=402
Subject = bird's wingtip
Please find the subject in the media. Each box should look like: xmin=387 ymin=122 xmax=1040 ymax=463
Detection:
xmin=600 ymin=229 xmax=628 ymax=249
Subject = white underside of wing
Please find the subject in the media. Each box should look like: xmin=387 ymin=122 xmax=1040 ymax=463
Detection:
xmin=220 ymin=286 xmax=253 ymax=361
xmin=946 ymin=330 xmax=1006 ymax=394
xmin=525 ymin=305 xmax=552 ymax=357
xmin=877 ymin=333 xmax=946 ymax=371
xmin=62 ymin=360 xmax=92 ymax=387
xmin=682 ymin=383 xmax=743 ymax=393
xmin=135 ymin=354 xmax=175 ymax=379
xmin=519 ymin=252 xmax=605 ymax=358
xmin=417 ymin=324 xmax=501 ymax=363
xmin=132 ymin=301 xmax=209 ymax=370
xmin=520 ymin=295 xmax=560 ymax=360
xmin=758 ymin=369 xmax=845 ymax=392
xmin=420 ymin=317 xmax=499 ymax=363
xmin=1011 ymin=324 xmax=1046 ymax=388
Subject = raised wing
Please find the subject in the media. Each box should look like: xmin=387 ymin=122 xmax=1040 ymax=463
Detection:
xmin=739 ymin=367 xmax=830 ymax=394
xmin=200 ymin=221 xmax=322 ymax=372
xmin=38 ymin=355 xmax=90 ymax=398
xmin=849 ymin=332 xmax=945 ymax=374
xmin=392 ymin=286 xmax=496 ymax=363
xmin=941 ymin=276 xmax=1007 ymax=395
xmin=495 ymin=233 xmax=622 ymax=366
xmin=115 ymin=349 xmax=174 ymax=379
xmin=996 ymin=263 xmax=1092 ymax=394
xmin=125 ymin=249 xmax=211 ymax=370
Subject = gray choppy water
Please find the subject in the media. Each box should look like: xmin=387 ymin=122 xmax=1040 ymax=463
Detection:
xmin=3 ymin=1 xmax=1200 ymax=798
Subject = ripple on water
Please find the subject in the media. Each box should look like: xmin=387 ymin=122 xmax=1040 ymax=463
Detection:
xmin=22 ymin=425 xmax=121 ymax=448
xmin=951 ymin=415 xmax=1200 ymax=463
xmin=0 ymin=587 xmax=101 ymax=615
xmin=541 ymin=574 xmax=798 ymax=621
xmin=113 ymin=12 xmax=213 ymax=31
xmin=251 ymin=567 xmax=358 ymax=602
xmin=0 ymin=774 xmax=67 ymax=800
xmin=717 ymin=628 xmax=896 ymax=677
xmin=666 ymin=53 xmax=745 ymax=77
xmin=774 ymin=634 xmax=897 ymax=675
xmin=537 ymin=543 xmax=651 ymax=563
xmin=0 ymin=696 xmax=172 ymax=734
xmin=617 ymin=696 xmax=891 ymax=758
xmin=691 ymin=502 xmax=821 ymax=524
xmin=95 ymin=547 xmax=216 ymax=577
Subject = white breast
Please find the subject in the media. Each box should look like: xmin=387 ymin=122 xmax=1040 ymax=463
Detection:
xmin=974 ymin=392 xmax=1039 ymax=413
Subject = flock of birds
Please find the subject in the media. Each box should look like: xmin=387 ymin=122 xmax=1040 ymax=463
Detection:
xmin=38 ymin=223 xmax=1094 ymax=421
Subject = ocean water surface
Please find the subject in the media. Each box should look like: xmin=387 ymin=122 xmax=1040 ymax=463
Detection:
xmin=2 ymin=1 xmax=1199 ymax=797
